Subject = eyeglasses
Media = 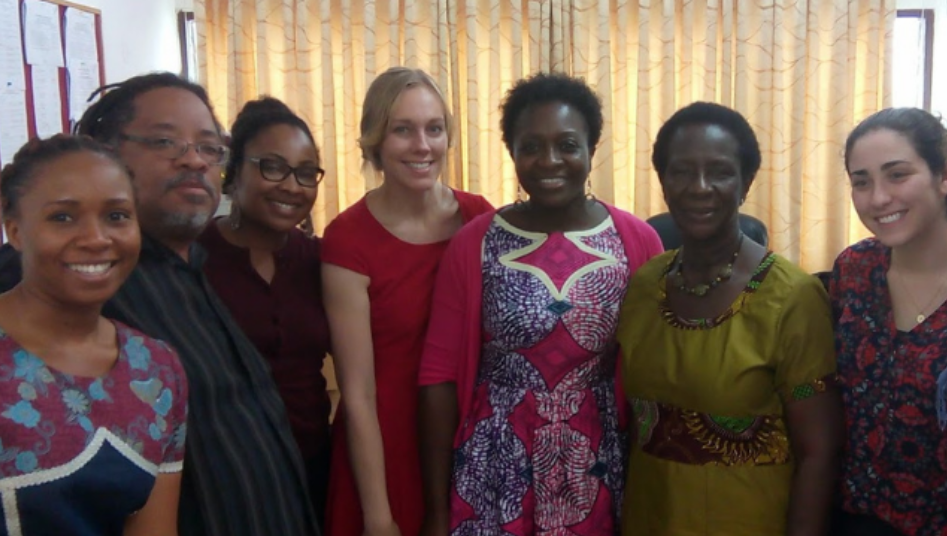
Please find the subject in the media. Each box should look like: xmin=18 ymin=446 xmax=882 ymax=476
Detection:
xmin=119 ymin=134 xmax=230 ymax=165
xmin=247 ymin=157 xmax=325 ymax=188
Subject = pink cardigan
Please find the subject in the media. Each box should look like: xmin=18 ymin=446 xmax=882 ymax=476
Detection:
xmin=419 ymin=203 xmax=663 ymax=447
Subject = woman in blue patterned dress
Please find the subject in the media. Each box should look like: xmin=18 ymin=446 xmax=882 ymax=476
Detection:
xmin=0 ymin=135 xmax=188 ymax=535
xmin=418 ymin=73 xmax=663 ymax=536
xmin=830 ymin=108 xmax=947 ymax=536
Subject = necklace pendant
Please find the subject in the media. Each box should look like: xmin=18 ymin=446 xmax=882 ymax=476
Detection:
xmin=917 ymin=313 xmax=926 ymax=324
xmin=693 ymin=284 xmax=709 ymax=297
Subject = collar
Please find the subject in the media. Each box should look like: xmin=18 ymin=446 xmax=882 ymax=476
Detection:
xmin=140 ymin=233 xmax=207 ymax=271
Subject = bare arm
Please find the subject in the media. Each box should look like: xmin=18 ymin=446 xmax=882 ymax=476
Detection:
xmin=418 ymin=383 xmax=458 ymax=536
xmin=785 ymin=390 xmax=844 ymax=536
xmin=123 ymin=472 xmax=182 ymax=536
xmin=322 ymin=263 xmax=400 ymax=536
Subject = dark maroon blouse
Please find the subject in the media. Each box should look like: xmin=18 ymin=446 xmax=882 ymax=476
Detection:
xmin=199 ymin=222 xmax=331 ymax=461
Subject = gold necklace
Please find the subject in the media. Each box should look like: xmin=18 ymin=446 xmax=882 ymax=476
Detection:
xmin=670 ymin=233 xmax=745 ymax=297
xmin=893 ymin=268 xmax=947 ymax=324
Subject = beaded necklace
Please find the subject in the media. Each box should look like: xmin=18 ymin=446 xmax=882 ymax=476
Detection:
xmin=669 ymin=233 xmax=745 ymax=297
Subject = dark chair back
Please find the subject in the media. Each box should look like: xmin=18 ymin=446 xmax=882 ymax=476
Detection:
xmin=645 ymin=212 xmax=769 ymax=250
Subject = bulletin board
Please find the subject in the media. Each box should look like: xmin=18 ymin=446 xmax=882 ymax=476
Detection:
xmin=0 ymin=0 xmax=105 ymax=166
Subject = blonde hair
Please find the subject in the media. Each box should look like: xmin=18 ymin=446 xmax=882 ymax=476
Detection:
xmin=358 ymin=67 xmax=453 ymax=171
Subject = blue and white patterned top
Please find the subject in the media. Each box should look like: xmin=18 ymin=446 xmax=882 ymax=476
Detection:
xmin=0 ymin=321 xmax=187 ymax=536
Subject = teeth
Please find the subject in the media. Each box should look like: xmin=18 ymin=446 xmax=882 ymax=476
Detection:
xmin=68 ymin=263 xmax=111 ymax=274
xmin=406 ymin=162 xmax=431 ymax=169
xmin=878 ymin=212 xmax=902 ymax=224
xmin=273 ymin=202 xmax=295 ymax=210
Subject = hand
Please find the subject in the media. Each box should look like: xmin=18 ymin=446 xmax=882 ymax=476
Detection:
xmin=419 ymin=512 xmax=449 ymax=536
xmin=363 ymin=520 xmax=402 ymax=536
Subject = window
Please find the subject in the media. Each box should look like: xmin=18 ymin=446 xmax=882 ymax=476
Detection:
xmin=178 ymin=11 xmax=198 ymax=82
xmin=892 ymin=10 xmax=934 ymax=110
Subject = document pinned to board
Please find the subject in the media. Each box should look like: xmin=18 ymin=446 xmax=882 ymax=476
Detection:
xmin=0 ymin=89 xmax=30 ymax=167
xmin=23 ymin=0 xmax=64 ymax=67
xmin=0 ymin=0 xmax=26 ymax=91
xmin=65 ymin=8 xmax=101 ymax=121
xmin=31 ymin=66 xmax=64 ymax=138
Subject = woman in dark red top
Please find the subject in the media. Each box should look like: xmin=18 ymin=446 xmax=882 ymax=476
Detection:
xmin=829 ymin=108 xmax=947 ymax=536
xmin=198 ymin=97 xmax=331 ymax=527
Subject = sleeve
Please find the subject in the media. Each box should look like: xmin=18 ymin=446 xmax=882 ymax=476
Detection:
xmin=321 ymin=215 xmax=370 ymax=276
xmin=774 ymin=273 xmax=838 ymax=404
xmin=418 ymin=224 xmax=475 ymax=386
xmin=156 ymin=340 xmax=189 ymax=472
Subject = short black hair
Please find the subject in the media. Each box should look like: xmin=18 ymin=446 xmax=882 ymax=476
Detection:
xmin=845 ymin=107 xmax=947 ymax=176
xmin=74 ymin=72 xmax=220 ymax=143
xmin=651 ymin=102 xmax=761 ymax=188
xmin=0 ymin=134 xmax=127 ymax=216
xmin=223 ymin=96 xmax=318 ymax=192
xmin=500 ymin=72 xmax=604 ymax=154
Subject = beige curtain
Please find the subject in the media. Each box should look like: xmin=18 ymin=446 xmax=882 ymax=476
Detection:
xmin=195 ymin=0 xmax=894 ymax=272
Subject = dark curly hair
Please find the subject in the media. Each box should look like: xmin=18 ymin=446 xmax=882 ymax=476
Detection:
xmin=0 ymin=134 xmax=128 ymax=216
xmin=74 ymin=72 xmax=220 ymax=142
xmin=500 ymin=72 xmax=604 ymax=154
xmin=223 ymin=96 xmax=318 ymax=192
xmin=844 ymin=108 xmax=947 ymax=176
xmin=651 ymin=102 xmax=761 ymax=189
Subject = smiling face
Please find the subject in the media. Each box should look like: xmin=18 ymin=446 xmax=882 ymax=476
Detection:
xmin=377 ymin=86 xmax=448 ymax=190
xmin=511 ymin=101 xmax=592 ymax=209
xmin=116 ymin=86 xmax=223 ymax=241
xmin=848 ymin=128 xmax=947 ymax=248
xmin=661 ymin=123 xmax=748 ymax=242
xmin=4 ymin=151 xmax=140 ymax=308
xmin=232 ymin=123 xmax=320 ymax=233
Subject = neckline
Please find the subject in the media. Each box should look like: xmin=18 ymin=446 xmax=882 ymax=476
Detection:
xmin=361 ymin=188 xmax=462 ymax=247
xmin=876 ymin=243 xmax=947 ymax=335
xmin=658 ymin=251 xmax=777 ymax=330
xmin=493 ymin=211 xmax=615 ymax=238
xmin=206 ymin=216 xmax=298 ymax=256
xmin=0 ymin=321 xmax=127 ymax=381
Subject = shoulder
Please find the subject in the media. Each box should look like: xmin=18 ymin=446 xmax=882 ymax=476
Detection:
xmin=323 ymin=197 xmax=369 ymax=238
xmin=763 ymin=255 xmax=830 ymax=314
xmin=443 ymin=210 xmax=497 ymax=264
xmin=322 ymin=198 xmax=374 ymax=265
xmin=285 ymin=227 xmax=321 ymax=261
xmin=601 ymin=203 xmax=664 ymax=260
xmin=453 ymin=189 xmax=494 ymax=219
xmin=629 ymin=250 xmax=675 ymax=287
xmin=833 ymin=237 xmax=883 ymax=273
xmin=115 ymin=321 xmax=184 ymax=372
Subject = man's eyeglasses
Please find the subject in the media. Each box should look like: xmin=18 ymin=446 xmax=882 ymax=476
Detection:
xmin=248 ymin=157 xmax=325 ymax=188
xmin=119 ymin=134 xmax=230 ymax=165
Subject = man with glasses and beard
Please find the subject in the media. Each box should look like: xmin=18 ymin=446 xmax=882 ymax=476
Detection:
xmin=0 ymin=73 xmax=319 ymax=536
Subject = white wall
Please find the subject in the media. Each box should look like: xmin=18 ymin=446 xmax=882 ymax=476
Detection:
xmin=67 ymin=0 xmax=181 ymax=83
xmin=896 ymin=0 xmax=947 ymax=119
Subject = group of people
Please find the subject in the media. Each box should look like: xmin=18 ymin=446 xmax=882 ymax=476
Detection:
xmin=0 ymin=64 xmax=942 ymax=536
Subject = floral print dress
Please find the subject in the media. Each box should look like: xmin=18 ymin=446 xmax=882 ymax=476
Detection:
xmin=448 ymin=216 xmax=629 ymax=536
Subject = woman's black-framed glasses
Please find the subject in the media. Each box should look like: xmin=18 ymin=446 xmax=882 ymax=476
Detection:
xmin=248 ymin=157 xmax=324 ymax=188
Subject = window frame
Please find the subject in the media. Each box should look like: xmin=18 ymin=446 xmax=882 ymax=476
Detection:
xmin=896 ymin=9 xmax=935 ymax=111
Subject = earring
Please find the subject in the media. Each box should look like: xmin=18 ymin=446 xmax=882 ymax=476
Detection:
xmin=586 ymin=180 xmax=595 ymax=200
xmin=230 ymin=199 xmax=242 ymax=231
xmin=515 ymin=184 xmax=526 ymax=205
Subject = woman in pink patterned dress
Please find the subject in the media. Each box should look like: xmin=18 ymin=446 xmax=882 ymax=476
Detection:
xmin=418 ymin=73 xmax=663 ymax=536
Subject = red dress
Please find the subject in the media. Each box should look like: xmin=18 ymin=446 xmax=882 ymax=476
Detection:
xmin=322 ymin=190 xmax=493 ymax=536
